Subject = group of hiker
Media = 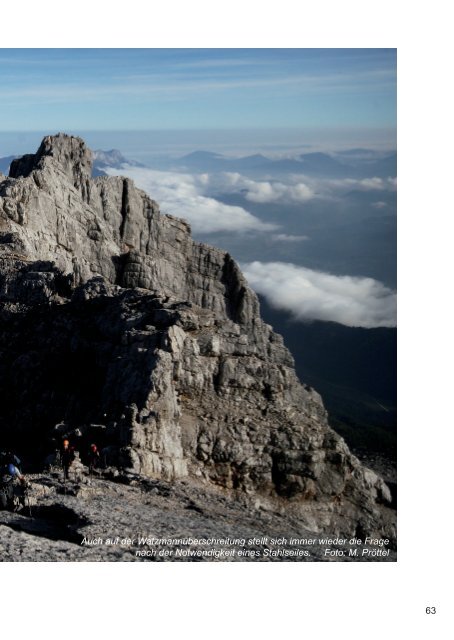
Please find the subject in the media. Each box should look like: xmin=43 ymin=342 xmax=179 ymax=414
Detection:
xmin=59 ymin=439 xmax=100 ymax=479
xmin=0 ymin=437 xmax=101 ymax=512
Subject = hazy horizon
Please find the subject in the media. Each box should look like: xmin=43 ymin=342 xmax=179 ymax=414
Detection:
xmin=0 ymin=127 xmax=396 ymax=161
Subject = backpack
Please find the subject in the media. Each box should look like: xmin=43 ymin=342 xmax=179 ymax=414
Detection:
xmin=0 ymin=452 xmax=21 ymax=470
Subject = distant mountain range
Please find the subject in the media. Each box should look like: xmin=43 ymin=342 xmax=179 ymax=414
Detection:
xmin=175 ymin=149 xmax=397 ymax=178
xmin=1 ymin=147 xmax=396 ymax=180
xmin=91 ymin=149 xmax=146 ymax=176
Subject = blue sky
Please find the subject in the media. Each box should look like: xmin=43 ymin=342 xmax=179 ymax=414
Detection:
xmin=0 ymin=49 xmax=396 ymax=133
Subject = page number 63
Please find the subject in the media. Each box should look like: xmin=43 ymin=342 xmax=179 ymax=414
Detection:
xmin=425 ymin=607 xmax=437 ymax=614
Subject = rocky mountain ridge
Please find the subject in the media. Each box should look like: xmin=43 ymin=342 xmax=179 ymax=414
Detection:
xmin=0 ymin=134 xmax=395 ymax=543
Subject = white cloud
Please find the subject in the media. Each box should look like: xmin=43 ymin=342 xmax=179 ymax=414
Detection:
xmin=243 ymin=178 xmax=313 ymax=204
xmin=371 ymin=201 xmax=388 ymax=209
xmin=273 ymin=234 xmax=309 ymax=242
xmin=200 ymin=171 xmax=314 ymax=204
xmin=103 ymin=167 xmax=277 ymax=234
xmin=242 ymin=261 xmax=396 ymax=328
xmin=326 ymin=176 xmax=397 ymax=192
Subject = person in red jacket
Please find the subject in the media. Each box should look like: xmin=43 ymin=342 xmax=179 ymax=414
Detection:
xmin=88 ymin=444 xmax=100 ymax=475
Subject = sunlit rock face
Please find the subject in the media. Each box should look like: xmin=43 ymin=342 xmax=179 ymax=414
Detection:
xmin=0 ymin=134 xmax=394 ymax=540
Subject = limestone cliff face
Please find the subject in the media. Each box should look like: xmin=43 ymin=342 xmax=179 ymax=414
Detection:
xmin=0 ymin=134 xmax=394 ymax=539
xmin=2 ymin=134 xmax=254 ymax=321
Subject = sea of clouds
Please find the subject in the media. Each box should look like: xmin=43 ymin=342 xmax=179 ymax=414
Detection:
xmin=105 ymin=166 xmax=396 ymax=233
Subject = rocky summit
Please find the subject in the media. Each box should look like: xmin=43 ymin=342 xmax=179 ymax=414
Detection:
xmin=0 ymin=134 xmax=395 ymax=559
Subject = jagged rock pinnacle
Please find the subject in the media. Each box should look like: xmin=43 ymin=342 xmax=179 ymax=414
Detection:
xmin=9 ymin=133 xmax=93 ymax=186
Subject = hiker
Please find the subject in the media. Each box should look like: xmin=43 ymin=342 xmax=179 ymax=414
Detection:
xmin=61 ymin=439 xmax=75 ymax=480
xmin=88 ymin=444 xmax=100 ymax=475
xmin=0 ymin=462 xmax=26 ymax=510
xmin=0 ymin=450 xmax=22 ymax=472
